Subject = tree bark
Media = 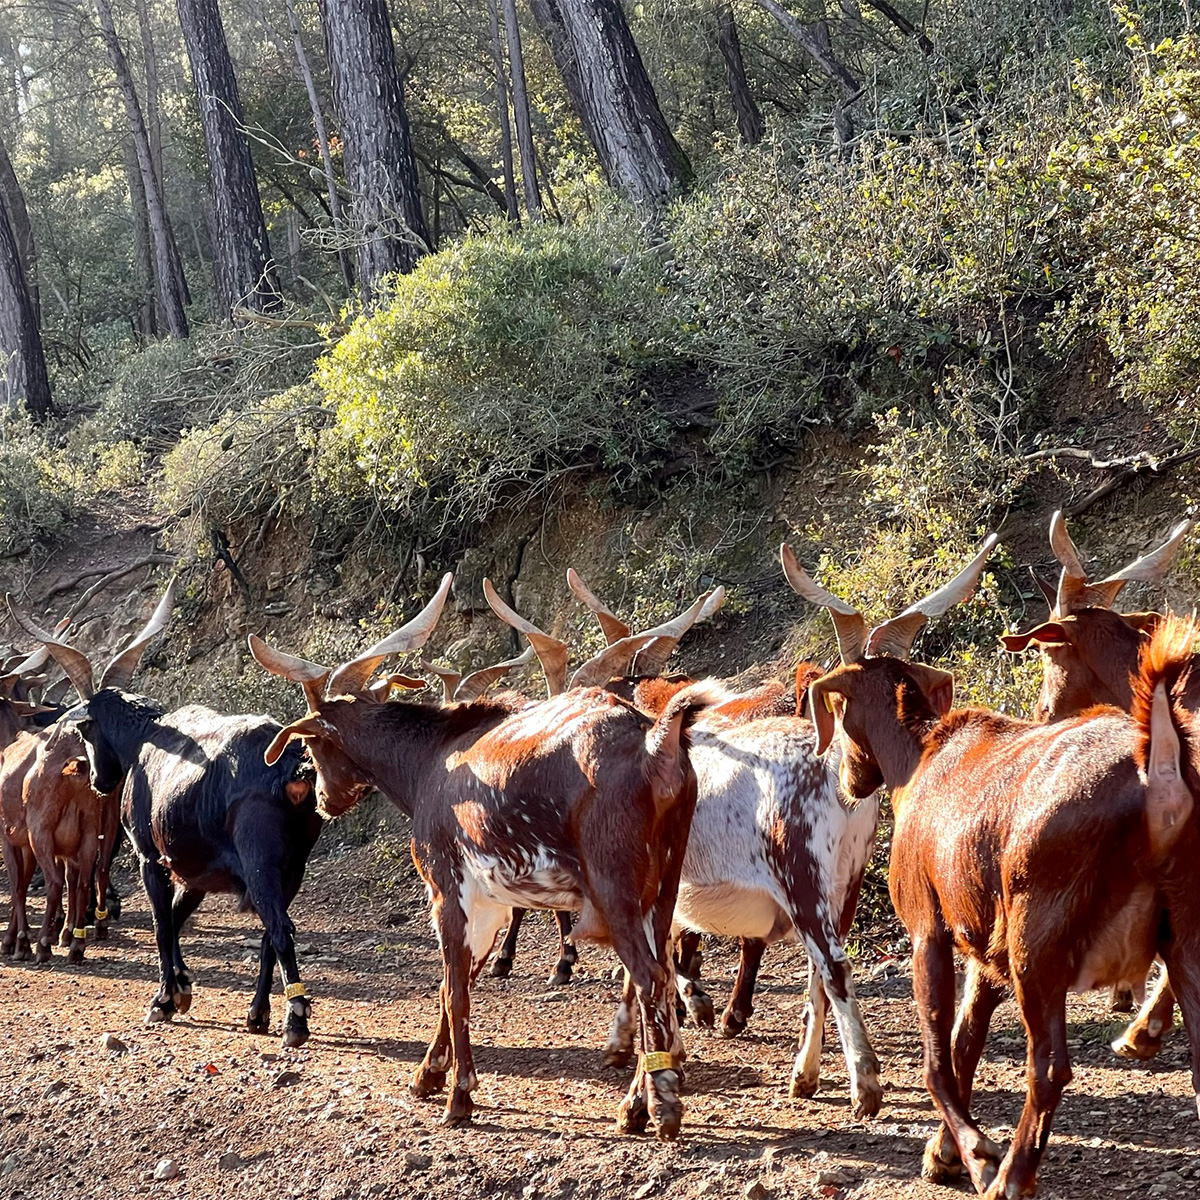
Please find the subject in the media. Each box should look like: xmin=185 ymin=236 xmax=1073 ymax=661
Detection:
xmin=487 ymin=0 xmax=520 ymax=221
xmin=283 ymin=0 xmax=354 ymax=289
xmin=0 ymin=180 xmax=52 ymax=419
xmin=176 ymin=0 xmax=282 ymax=317
xmin=531 ymin=0 xmax=691 ymax=205
xmin=94 ymin=0 xmax=189 ymax=337
xmin=0 ymin=132 xmax=38 ymax=326
xmin=502 ymin=0 xmax=541 ymax=218
xmin=123 ymin=137 xmax=158 ymax=340
xmin=862 ymin=0 xmax=933 ymax=53
xmin=318 ymin=0 xmax=430 ymax=297
xmin=714 ymin=5 xmax=763 ymax=145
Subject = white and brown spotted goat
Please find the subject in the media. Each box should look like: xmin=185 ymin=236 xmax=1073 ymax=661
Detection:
xmin=250 ymin=575 xmax=717 ymax=1138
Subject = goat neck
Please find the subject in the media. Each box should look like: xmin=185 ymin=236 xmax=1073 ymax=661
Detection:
xmin=82 ymin=688 xmax=164 ymax=772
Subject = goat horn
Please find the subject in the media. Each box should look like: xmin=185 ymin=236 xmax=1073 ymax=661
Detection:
xmin=1086 ymin=519 xmax=1191 ymax=609
xmin=328 ymin=573 xmax=454 ymax=698
xmin=630 ymin=586 xmax=726 ymax=677
xmin=566 ymin=569 xmax=631 ymax=645
xmin=7 ymin=601 xmax=95 ymax=700
xmin=866 ymin=534 xmax=999 ymax=660
xmin=0 ymin=617 xmax=70 ymax=686
xmin=1048 ymin=510 xmax=1093 ymax=616
xmin=420 ymin=661 xmax=462 ymax=702
xmin=99 ymin=577 xmax=178 ymax=691
xmin=248 ymin=634 xmax=334 ymax=711
xmin=482 ymin=578 xmax=568 ymax=697
xmin=452 ymin=643 xmax=536 ymax=701
xmin=780 ymin=544 xmax=866 ymax=665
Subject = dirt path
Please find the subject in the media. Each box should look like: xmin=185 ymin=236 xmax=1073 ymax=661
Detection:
xmin=1 ymin=835 xmax=1198 ymax=1200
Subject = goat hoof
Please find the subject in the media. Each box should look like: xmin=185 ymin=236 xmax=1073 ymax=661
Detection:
xmin=851 ymin=1077 xmax=883 ymax=1120
xmin=246 ymin=1012 xmax=271 ymax=1035
xmin=411 ymin=1068 xmax=446 ymax=1098
xmin=721 ymin=1008 xmax=749 ymax=1038
xmin=922 ymin=1130 xmax=962 ymax=1183
xmin=13 ymin=941 xmax=31 ymax=962
xmin=0 ymin=939 xmax=13 ymax=958
xmin=1112 ymin=1022 xmax=1169 ymax=1061
xmin=548 ymin=966 xmax=572 ymax=987
xmin=34 ymin=943 xmax=52 ymax=964
xmin=687 ymin=992 xmax=716 ymax=1029
xmin=789 ymin=1073 xmax=819 ymax=1100
xmin=488 ymin=956 xmax=513 ymax=979
xmin=283 ymin=1020 xmax=310 ymax=1049
xmin=66 ymin=944 xmax=84 ymax=966
xmin=173 ymin=976 xmax=193 ymax=1015
xmin=145 ymin=998 xmax=174 ymax=1025
xmin=616 ymin=1099 xmax=650 ymax=1136
xmin=94 ymin=921 xmax=109 ymax=943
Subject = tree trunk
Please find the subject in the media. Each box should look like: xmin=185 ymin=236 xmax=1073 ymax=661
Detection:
xmin=502 ymin=0 xmax=541 ymax=218
xmin=0 ymin=133 xmax=38 ymax=326
xmin=487 ymin=0 xmax=520 ymax=221
xmin=94 ymin=0 xmax=189 ymax=337
xmin=124 ymin=137 xmax=158 ymax=340
xmin=176 ymin=0 xmax=282 ymax=317
xmin=0 ymin=185 xmax=52 ymax=419
xmin=283 ymin=0 xmax=354 ymax=289
xmin=715 ymin=5 xmax=763 ymax=145
xmin=529 ymin=0 xmax=691 ymax=205
xmin=318 ymin=0 xmax=430 ymax=297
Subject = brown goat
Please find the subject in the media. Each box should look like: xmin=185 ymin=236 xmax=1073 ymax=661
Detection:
xmin=1002 ymin=511 xmax=1192 ymax=1052
xmin=250 ymin=575 xmax=713 ymax=1138
xmin=809 ymin=581 xmax=1200 ymax=1197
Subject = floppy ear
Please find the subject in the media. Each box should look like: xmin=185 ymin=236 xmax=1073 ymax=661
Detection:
xmin=61 ymin=758 xmax=87 ymax=777
xmin=807 ymin=678 xmax=842 ymax=756
xmin=264 ymin=714 xmax=334 ymax=767
xmin=1121 ymin=611 xmax=1162 ymax=635
xmin=906 ymin=664 xmax=955 ymax=716
xmin=1000 ymin=621 xmax=1068 ymax=653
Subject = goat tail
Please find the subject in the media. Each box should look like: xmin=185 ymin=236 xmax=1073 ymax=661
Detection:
xmin=643 ymin=680 xmax=727 ymax=814
xmin=1132 ymin=615 xmax=1199 ymax=856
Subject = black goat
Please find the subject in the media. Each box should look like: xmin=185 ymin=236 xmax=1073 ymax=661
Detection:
xmin=11 ymin=589 xmax=323 ymax=1047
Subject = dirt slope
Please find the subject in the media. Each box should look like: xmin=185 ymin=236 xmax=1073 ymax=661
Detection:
xmin=0 ymin=832 xmax=1197 ymax=1200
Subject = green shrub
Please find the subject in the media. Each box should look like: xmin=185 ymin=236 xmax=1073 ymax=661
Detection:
xmin=315 ymin=214 xmax=682 ymax=532
xmin=0 ymin=421 xmax=74 ymax=556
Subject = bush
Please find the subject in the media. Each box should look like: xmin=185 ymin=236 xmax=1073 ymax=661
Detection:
xmin=0 ymin=420 xmax=74 ymax=556
xmin=315 ymin=214 xmax=682 ymax=533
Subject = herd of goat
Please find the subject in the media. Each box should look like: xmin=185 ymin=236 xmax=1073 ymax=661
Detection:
xmin=2 ymin=510 xmax=1200 ymax=1199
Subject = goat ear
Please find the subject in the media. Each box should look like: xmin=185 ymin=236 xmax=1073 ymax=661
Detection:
xmin=1000 ymin=620 xmax=1068 ymax=653
xmin=807 ymin=678 xmax=842 ymax=756
xmin=264 ymin=714 xmax=333 ymax=767
xmin=907 ymin=664 xmax=955 ymax=716
xmin=1122 ymin=611 xmax=1163 ymax=635
xmin=61 ymin=757 xmax=87 ymax=777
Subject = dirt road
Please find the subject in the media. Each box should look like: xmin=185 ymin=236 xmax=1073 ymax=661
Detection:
xmin=1 ymin=835 xmax=1197 ymax=1200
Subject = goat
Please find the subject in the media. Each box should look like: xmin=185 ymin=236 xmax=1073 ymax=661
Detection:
xmin=482 ymin=554 xmax=1001 ymax=1120
xmin=1002 ymin=510 xmax=1192 ymax=1053
xmin=806 ymin=547 xmax=1200 ymax=1199
xmin=249 ymin=575 xmax=713 ymax=1138
xmin=12 ymin=584 xmax=325 ymax=1047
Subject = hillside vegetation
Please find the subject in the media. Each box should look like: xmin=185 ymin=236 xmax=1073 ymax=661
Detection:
xmin=3 ymin=0 xmax=1200 ymax=736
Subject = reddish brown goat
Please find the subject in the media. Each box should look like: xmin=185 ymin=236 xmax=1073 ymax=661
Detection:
xmin=809 ymin=586 xmax=1200 ymax=1198
xmin=1002 ymin=511 xmax=1193 ymax=1054
xmin=249 ymin=577 xmax=713 ymax=1138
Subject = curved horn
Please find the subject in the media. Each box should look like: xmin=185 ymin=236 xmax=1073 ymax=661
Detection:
xmin=867 ymin=534 xmax=999 ymax=659
xmin=566 ymin=569 xmax=631 ymax=644
xmin=1049 ymin=510 xmax=1091 ymax=615
xmin=453 ymin=644 xmax=536 ymax=701
xmin=420 ymin=661 xmax=462 ymax=702
xmin=7 ymin=600 xmax=95 ymax=700
xmin=99 ymin=578 xmax=178 ymax=690
xmin=0 ymin=617 xmax=70 ymax=694
xmin=631 ymin=586 xmax=726 ymax=676
xmin=248 ymin=634 xmax=333 ymax=712
xmin=482 ymin=578 xmax=568 ymax=697
xmin=1087 ymin=519 xmax=1191 ymax=609
xmin=328 ymin=573 xmax=453 ymax=697
xmin=780 ymin=544 xmax=866 ymax=664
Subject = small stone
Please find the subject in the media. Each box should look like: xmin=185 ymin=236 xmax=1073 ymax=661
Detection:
xmin=1 ymin=1153 xmax=19 ymax=1176
xmin=218 ymin=1151 xmax=246 ymax=1172
xmin=696 ymin=1184 xmax=719 ymax=1197
xmin=153 ymin=1158 xmax=180 ymax=1181
xmin=815 ymin=1168 xmax=856 ymax=1187
xmin=404 ymin=1151 xmax=432 ymax=1171
xmin=100 ymin=1032 xmax=128 ymax=1055
xmin=272 ymin=1069 xmax=302 ymax=1089
xmin=744 ymin=1182 xmax=771 ymax=1200
xmin=634 ymin=1184 xmax=655 ymax=1200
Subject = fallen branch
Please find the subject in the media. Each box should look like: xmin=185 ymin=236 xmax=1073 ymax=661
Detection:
xmin=1023 ymin=445 xmax=1179 ymax=470
xmin=41 ymin=555 xmax=175 ymax=618
xmin=1064 ymin=445 xmax=1200 ymax=518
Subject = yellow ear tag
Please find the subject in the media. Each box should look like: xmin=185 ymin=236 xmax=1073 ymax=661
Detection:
xmin=824 ymin=692 xmax=837 ymax=714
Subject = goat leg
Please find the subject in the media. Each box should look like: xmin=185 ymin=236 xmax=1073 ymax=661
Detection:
xmin=489 ymin=907 xmax=525 ymax=979
xmin=33 ymin=851 xmax=64 ymax=964
xmin=722 ymin=937 xmax=766 ymax=1037
xmin=141 ymin=859 xmax=182 ymax=1023
xmin=64 ymin=863 xmax=87 ymax=965
xmin=247 ymin=933 xmax=277 ymax=1034
xmin=549 ymin=909 xmax=577 ymax=986
xmin=1112 ymin=966 xmax=1176 ymax=1060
